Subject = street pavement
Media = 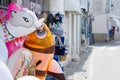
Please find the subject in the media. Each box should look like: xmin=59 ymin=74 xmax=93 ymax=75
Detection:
xmin=64 ymin=41 xmax=120 ymax=80
xmin=64 ymin=46 xmax=92 ymax=80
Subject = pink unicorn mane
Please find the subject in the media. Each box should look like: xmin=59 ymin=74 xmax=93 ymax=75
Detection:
xmin=7 ymin=2 xmax=24 ymax=20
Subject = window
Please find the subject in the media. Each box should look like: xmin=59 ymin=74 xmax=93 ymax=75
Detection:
xmin=0 ymin=0 xmax=11 ymax=7
xmin=117 ymin=1 xmax=120 ymax=11
xmin=22 ymin=0 xmax=42 ymax=18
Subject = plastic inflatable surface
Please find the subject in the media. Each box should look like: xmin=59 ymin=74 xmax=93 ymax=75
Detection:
xmin=7 ymin=48 xmax=35 ymax=79
xmin=0 ymin=60 xmax=13 ymax=80
xmin=23 ymin=24 xmax=65 ymax=80
xmin=7 ymin=2 xmax=38 ymax=38
xmin=0 ymin=2 xmax=38 ymax=41
xmin=6 ymin=36 xmax=26 ymax=58
xmin=0 ymin=38 xmax=8 ymax=63
xmin=17 ymin=76 xmax=40 ymax=80
xmin=0 ymin=2 xmax=39 ymax=59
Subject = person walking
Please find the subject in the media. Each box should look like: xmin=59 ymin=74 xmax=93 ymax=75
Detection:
xmin=112 ymin=26 xmax=115 ymax=40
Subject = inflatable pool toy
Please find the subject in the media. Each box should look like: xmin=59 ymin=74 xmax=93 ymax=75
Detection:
xmin=23 ymin=23 xmax=65 ymax=80
xmin=17 ymin=76 xmax=40 ymax=80
xmin=7 ymin=48 xmax=35 ymax=79
xmin=0 ymin=38 xmax=8 ymax=63
xmin=0 ymin=60 xmax=13 ymax=80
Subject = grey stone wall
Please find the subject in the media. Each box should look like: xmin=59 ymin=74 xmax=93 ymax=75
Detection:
xmin=93 ymin=33 xmax=108 ymax=42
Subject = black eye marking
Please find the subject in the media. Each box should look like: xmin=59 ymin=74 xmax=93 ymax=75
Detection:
xmin=13 ymin=11 xmax=17 ymax=13
xmin=36 ymin=60 xmax=42 ymax=66
xmin=23 ymin=17 xmax=29 ymax=22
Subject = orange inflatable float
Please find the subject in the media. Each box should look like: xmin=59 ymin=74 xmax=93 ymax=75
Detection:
xmin=23 ymin=23 xmax=65 ymax=80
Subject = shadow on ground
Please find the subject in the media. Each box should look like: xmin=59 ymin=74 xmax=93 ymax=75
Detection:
xmin=64 ymin=46 xmax=93 ymax=80
xmin=92 ymin=41 xmax=120 ymax=47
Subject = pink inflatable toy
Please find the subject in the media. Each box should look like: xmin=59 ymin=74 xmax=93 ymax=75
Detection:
xmin=0 ymin=2 xmax=38 ymax=58
xmin=6 ymin=36 xmax=26 ymax=58
xmin=7 ymin=2 xmax=24 ymax=20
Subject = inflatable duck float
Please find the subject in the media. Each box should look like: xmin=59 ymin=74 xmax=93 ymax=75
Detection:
xmin=23 ymin=20 xmax=65 ymax=80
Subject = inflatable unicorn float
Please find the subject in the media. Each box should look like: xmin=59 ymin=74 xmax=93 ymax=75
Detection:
xmin=0 ymin=2 xmax=65 ymax=80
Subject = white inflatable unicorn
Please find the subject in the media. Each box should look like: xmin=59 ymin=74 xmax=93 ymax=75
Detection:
xmin=0 ymin=2 xmax=38 ymax=79
xmin=0 ymin=2 xmax=38 ymax=60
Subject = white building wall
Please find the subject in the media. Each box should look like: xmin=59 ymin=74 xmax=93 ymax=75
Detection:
xmin=89 ymin=0 xmax=107 ymax=14
xmin=89 ymin=0 xmax=120 ymax=16
xmin=65 ymin=0 xmax=81 ymax=13
xmin=90 ymin=0 xmax=120 ymax=41
xmin=80 ymin=0 xmax=89 ymax=11
xmin=92 ymin=14 xmax=108 ymax=33
xmin=50 ymin=0 xmax=64 ymax=14
xmin=109 ymin=0 xmax=120 ymax=16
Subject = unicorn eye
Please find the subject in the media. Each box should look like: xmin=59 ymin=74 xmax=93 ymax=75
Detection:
xmin=13 ymin=10 xmax=17 ymax=13
xmin=23 ymin=17 xmax=29 ymax=22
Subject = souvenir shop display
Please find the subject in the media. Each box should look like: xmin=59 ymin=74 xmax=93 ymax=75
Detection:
xmin=47 ymin=13 xmax=55 ymax=26
xmin=47 ymin=13 xmax=66 ymax=56
xmin=47 ymin=13 xmax=64 ymax=36
xmin=55 ymin=36 xmax=66 ymax=56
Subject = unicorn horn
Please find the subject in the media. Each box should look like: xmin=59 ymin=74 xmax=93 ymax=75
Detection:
xmin=35 ymin=18 xmax=45 ymax=28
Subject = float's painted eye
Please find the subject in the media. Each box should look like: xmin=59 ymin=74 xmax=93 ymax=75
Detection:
xmin=13 ymin=11 xmax=17 ymax=13
xmin=11 ymin=10 xmax=17 ymax=13
xmin=23 ymin=17 xmax=29 ymax=22
xmin=36 ymin=60 xmax=42 ymax=66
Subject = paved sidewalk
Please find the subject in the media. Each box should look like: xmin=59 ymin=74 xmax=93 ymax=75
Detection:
xmin=64 ymin=47 xmax=93 ymax=80
xmin=64 ymin=42 xmax=114 ymax=80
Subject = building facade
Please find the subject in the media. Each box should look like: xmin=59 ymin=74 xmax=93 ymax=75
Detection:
xmin=89 ymin=0 xmax=120 ymax=42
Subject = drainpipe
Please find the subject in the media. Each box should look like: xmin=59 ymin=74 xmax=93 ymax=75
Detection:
xmin=106 ymin=0 xmax=112 ymax=41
